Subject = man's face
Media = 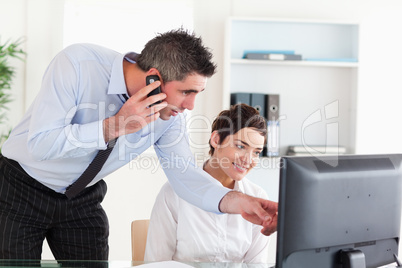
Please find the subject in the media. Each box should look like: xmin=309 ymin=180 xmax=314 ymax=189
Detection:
xmin=158 ymin=73 xmax=207 ymax=121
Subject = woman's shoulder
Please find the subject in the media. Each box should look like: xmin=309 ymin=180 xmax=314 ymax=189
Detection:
xmin=158 ymin=181 xmax=178 ymax=199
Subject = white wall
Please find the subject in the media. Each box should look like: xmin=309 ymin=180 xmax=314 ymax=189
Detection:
xmin=356 ymin=5 xmax=402 ymax=153
xmin=24 ymin=0 xmax=65 ymax=111
xmin=2 ymin=0 xmax=402 ymax=262
xmin=0 ymin=0 xmax=26 ymax=129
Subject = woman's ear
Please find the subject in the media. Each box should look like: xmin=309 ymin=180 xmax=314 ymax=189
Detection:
xmin=210 ymin=131 xmax=220 ymax=149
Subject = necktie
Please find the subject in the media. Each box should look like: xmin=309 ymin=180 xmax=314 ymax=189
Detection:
xmin=65 ymin=138 xmax=117 ymax=199
xmin=65 ymin=93 xmax=128 ymax=199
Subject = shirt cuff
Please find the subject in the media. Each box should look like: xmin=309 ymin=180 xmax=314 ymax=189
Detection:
xmin=97 ymin=120 xmax=107 ymax=149
xmin=76 ymin=120 xmax=107 ymax=150
xmin=203 ymin=185 xmax=231 ymax=214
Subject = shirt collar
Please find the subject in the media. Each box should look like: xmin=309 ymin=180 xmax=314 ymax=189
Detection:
xmin=108 ymin=52 xmax=140 ymax=96
xmin=233 ymin=180 xmax=245 ymax=193
xmin=124 ymin=52 xmax=139 ymax=63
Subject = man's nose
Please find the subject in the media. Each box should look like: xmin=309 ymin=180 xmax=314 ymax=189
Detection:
xmin=183 ymin=96 xmax=196 ymax=111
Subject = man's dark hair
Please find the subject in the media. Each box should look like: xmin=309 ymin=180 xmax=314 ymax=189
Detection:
xmin=209 ymin=103 xmax=267 ymax=156
xmin=136 ymin=28 xmax=217 ymax=82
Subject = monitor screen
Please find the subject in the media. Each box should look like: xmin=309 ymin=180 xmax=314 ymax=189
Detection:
xmin=275 ymin=154 xmax=402 ymax=268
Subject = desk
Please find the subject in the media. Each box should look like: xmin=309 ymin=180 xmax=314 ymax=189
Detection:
xmin=0 ymin=260 xmax=398 ymax=268
xmin=1 ymin=260 xmax=400 ymax=268
xmin=0 ymin=260 xmax=275 ymax=268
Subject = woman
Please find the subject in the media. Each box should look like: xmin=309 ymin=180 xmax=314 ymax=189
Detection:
xmin=144 ymin=104 xmax=272 ymax=263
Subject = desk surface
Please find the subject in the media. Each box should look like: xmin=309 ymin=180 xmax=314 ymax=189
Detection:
xmin=0 ymin=260 xmax=397 ymax=268
xmin=0 ymin=260 xmax=275 ymax=268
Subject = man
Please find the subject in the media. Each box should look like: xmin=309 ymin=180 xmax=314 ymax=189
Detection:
xmin=0 ymin=29 xmax=277 ymax=260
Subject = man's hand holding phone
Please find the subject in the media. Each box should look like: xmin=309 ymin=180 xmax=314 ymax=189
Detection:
xmin=146 ymin=75 xmax=163 ymax=107
xmin=103 ymin=76 xmax=167 ymax=142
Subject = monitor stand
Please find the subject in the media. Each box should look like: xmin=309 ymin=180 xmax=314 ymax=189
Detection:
xmin=394 ymin=253 xmax=402 ymax=267
xmin=340 ymin=249 xmax=366 ymax=268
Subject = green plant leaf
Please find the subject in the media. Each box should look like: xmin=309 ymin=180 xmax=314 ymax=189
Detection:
xmin=0 ymin=37 xmax=26 ymax=144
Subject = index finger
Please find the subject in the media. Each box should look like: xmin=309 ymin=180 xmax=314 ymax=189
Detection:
xmin=262 ymin=199 xmax=278 ymax=214
xmin=132 ymin=80 xmax=162 ymax=100
xmin=241 ymin=201 xmax=273 ymax=225
xmin=255 ymin=198 xmax=278 ymax=222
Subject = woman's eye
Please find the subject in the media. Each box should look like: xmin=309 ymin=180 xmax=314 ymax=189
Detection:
xmin=254 ymin=151 xmax=262 ymax=156
xmin=236 ymin=145 xmax=244 ymax=149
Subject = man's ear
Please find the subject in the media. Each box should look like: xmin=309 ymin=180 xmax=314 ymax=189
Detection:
xmin=146 ymin=68 xmax=162 ymax=79
xmin=210 ymin=131 xmax=220 ymax=149
xmin=145 ymin=67 xmax=163 ymax=83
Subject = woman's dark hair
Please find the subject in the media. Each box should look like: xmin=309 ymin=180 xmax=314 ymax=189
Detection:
xmin=136 ymin=28 xmax=217 ymax=82
xmin=209 ymin=103 xmax=267 ymax=156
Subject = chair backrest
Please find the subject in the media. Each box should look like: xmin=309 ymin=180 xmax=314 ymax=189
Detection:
xmin=131 ymin=219 xmax=150 ymax=261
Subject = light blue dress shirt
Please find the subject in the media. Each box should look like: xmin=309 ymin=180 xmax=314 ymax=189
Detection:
xmin=2 ymin=43 xmax=229 ymax=213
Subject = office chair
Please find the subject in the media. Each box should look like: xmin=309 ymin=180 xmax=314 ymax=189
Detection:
xmin=131 ymin=219 xmax=150 ymax=261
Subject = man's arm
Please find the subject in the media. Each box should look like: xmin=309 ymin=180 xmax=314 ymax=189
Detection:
xmin=219 ymin=191 xmax=278 ymax=236
xmin=25 ymin=50 xmax=103 ymax=161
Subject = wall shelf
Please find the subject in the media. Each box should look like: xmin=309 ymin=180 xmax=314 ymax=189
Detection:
xmin=223 ymin=17 xmax=359 ymax=156
xmin=230 ymin=59 xmax=359 ymax=68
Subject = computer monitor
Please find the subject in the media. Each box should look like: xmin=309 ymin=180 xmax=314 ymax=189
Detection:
xmin=276 ymin=154 xmax=402 ymax=268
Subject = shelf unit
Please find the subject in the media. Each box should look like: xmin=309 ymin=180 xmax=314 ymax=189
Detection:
xmin=230 ymin=58 xmax=359 ymax=68
xmin=223 ymin=17 xmax=359 ymax=156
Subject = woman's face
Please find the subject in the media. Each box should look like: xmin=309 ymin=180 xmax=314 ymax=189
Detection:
xmin=211 ymin=127 xmax=265 ymax=183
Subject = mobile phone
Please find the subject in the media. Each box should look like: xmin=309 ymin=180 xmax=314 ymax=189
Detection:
xmin=146 ymin=75 xmax=162 ymax=106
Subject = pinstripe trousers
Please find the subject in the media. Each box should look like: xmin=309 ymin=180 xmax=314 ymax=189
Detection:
xmin=0 ymin=155 xmax=109 ymax=260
